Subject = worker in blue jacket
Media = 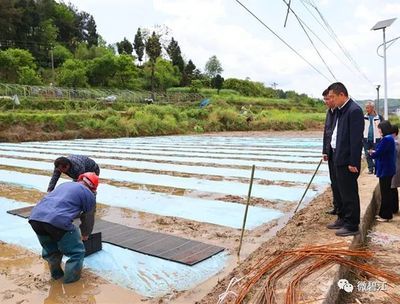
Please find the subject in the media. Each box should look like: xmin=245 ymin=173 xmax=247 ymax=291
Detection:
xmin=29 ymin=172 xmax=99 ymax=284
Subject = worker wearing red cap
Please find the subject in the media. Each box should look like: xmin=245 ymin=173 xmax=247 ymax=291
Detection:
xmin=29 ymin=172 xmax=99 ymax=283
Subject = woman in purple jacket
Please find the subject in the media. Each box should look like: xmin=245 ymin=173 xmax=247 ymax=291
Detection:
xmin=370 ymin=120 xmax=396 ymax=221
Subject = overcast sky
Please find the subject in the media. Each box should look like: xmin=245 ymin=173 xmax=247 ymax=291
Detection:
xmin=65 ymin=0 xmax=400 ymax=100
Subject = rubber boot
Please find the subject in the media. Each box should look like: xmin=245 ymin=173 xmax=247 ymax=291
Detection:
xmin=36 ymin=235 xmax=64 ymax=280
xmin=57 ymin=227 xmax=85 ymax=284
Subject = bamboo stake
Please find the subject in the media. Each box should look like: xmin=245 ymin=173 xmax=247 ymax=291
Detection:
xmin=237 ymin=165 xmax=256 ymax=257
xmin=294 ymin=158 xmax=323 ymax=213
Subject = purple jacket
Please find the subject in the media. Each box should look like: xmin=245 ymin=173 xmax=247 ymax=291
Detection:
xmin=371 ymin=135 xmax=396 ymax=178
xmin=30 ymin=182 xmax=96 ymax=234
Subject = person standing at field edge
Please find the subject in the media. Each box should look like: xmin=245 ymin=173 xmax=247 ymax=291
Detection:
xmin=326 ymin=82 xmax=364 ymax=237
xmin=322 ymin=88 xmax=341 ymax=216
xmin=363 ymin=101 xmax=383 ymax=174
xmin=47 ymin=155 xmax=100 ymax=192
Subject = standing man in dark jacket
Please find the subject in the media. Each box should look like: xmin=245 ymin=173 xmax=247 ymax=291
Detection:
xmin=29 ymin=172 xmax=99 ymax=283
xmin=47 ymin=155 xmax=100 ymax=192
xmin=326 ymin=82 xmax=364 ymax=237
xmin=322 ymin=88 xmax=341 ymax=215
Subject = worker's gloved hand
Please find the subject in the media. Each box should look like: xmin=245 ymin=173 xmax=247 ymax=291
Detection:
xmin=81 ymin=235 xmax=89 ymax=241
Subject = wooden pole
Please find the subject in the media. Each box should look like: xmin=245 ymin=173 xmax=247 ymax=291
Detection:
xmin=294 ymin=158 xmax=323 ymax=213
xmin=237 ymin=165 xmax=256 ymax=257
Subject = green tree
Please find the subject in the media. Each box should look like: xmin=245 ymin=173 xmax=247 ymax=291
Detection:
xmin=86 ymin=53 xmax=118 ymax=86
xmin=17 ymin=66 xmax=42 ymax=85
xmin=112 ymin=54 xmax=141 ymax=89
xmin=52 ymin=43 xmax=73 ymax=67
xmin=205 ymin=55 xmax=223 ymax=78
xmin=53 ymin=3 xmax=76 ymax=48
xmin=212 ymin=74 xmax=224 ymax=94
xmin=58 ymin=58 xmax=88 ymax=87
xmin=181 ymin=59 xmax=196 ymax=86
xmin=77 ymin=11 xmax=98 ymax=47
xmin=75 ymin=42 xmax=113 ymax=60
xmin=0 ymin=0 xmax=22 ymax=44
xmin=133 ymin=28 xmax=145 ymax=64
xmin=116 ymin=37 xmax=133 ymax=55
xmin=166 ymin=37 xmax=184 ymax=72
xmin=145 ymin=31 xmax=162 ymax=97
xmin=0 ymin=48 xmax=38 ymax=83
xmin=145 ymin=58 xmax=180 ymax=91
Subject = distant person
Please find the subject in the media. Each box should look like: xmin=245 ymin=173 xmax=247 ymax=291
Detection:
xmin=322 ymin=88 xmax=341 ymax=215
xmin=240 ymin=105 xmax=254 ymax=123
xmin=29 ymin=172 xmax=99 ymax=283
xmin=48 ymin=155 xmax=100 ymax=192
xmin=363 ymin=101 xmax=383 ymax=174
xmin=370 ymin=120 xmax=396 ymax=222
xmin=326 ymin=82 xmax=364 ymax=237
xmin=391 ymin=124 xmax=400 ymax=214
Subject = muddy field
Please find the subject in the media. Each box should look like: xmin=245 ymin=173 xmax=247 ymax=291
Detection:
xmin=0 ymin=131 xmax=336 ymax=303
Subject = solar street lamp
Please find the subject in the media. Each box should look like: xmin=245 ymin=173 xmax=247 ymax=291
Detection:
xmin=371 ymin=18 xmax=396 ymax=119
xmin=376 ymin=84 xmax=380 ymax=115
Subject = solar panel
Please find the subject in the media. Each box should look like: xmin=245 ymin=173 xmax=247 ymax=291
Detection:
xmin=371 ymin=18 xmax=397 ymax=31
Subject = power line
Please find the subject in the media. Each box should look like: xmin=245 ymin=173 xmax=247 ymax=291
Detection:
xmin=300 ymin=0 xmax=374 ymax=85
xmin=284 ymin=3 xmax=363 ymax=82
xmin=281 ymin=0 xmax=337 ymax=81
xmin=234 ymin=0 xmax=333 ymax=83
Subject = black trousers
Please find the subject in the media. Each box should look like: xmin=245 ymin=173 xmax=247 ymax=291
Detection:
xmin=29 ymin=220 xmax=67 ymax=242
xmin=328 ymin=149 xmax=342 ymax=211
xmin=379 ymin=176 xmax=394 ymax=220
xmin=392 ymin=187 xmax=399 ymax=214
xmin=335 ymin=165 xmax=360 ymax=230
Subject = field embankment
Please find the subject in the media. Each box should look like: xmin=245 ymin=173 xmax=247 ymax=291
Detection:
xmin=0 ymin=90 xmax=326 ymax=142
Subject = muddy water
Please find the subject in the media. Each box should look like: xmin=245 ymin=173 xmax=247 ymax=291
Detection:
xmin=0 ymin=243 xmax=143 ymax=304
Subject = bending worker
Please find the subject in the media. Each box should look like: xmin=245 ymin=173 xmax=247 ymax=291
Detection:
xmin=29 ymin=172 xmax=99 ymax=283
xmin=48 ymin=155 xmax=100 ymax=192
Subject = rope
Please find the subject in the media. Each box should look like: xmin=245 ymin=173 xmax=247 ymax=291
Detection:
xmin=217 ymin=276 xmax=244 ymax=304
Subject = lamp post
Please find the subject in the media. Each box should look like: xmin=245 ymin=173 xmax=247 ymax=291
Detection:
xmin=376 ymin=84 xmax=380 ymax=115
xmin=371 ymin=18 xmax=396 ymax=120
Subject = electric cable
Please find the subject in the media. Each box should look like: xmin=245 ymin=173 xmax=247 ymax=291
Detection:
xmin=300 ymin=0 xmax=374 ymax=85
xmin=234 ymin=0 xmax=333 ymax=82
xmin=281 ymin=0 xmax=337 ymax=80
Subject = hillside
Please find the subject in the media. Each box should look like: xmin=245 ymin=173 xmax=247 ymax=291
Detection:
xmin=0 ymin=84 xmax=326 ymax=142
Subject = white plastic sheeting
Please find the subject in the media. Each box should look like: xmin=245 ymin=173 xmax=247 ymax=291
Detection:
xmin=0 ymin=155 xmax=329 ymax=184
xmin=0 ymin=143 xmax=321 ymax=163
xmin=0 ymin=198 xmax=228 ymax=297
xmin=0 ymin=147 xmax=328 ymax=171
xmin=0 ymin=157 xmax=319 ymax=201
xmin=0 ymin=170 xmax=283 ymax=229
xmin=6 ymin=142 xmax=321 ymax=156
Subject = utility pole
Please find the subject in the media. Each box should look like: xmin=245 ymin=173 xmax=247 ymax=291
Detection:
xmin=371 ymin=18 xmax=396 ymax=119
xmin=376 ymin=85 xmax=381 ymax=115
xmin=50 ymin=47 xmax=55 ymax=85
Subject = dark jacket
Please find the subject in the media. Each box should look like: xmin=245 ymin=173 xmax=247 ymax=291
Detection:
xmin=322 ymin=108 xmax=336 ymax=157
xmin=47 ymin=155 xmax=100 ymax=192
xmin=371 ymin=135 xmax=396 ymax=178
xmin=29 ymin=182 xmax=96 ymax=235
xmin=333 ymin=99 xmax=364 ymax=169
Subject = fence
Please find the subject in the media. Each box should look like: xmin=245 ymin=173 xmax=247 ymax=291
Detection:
xmin=0 ymin=83 xmax=204 ymax=104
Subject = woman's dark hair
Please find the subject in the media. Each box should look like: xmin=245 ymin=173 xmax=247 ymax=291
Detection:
xmin=378 ymin=120 xmax=393 ymax=137
xmin=54 ymin=156 xmax=71 ymax=167
xmin=392 ymin=124 xmax=399 ymax=136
